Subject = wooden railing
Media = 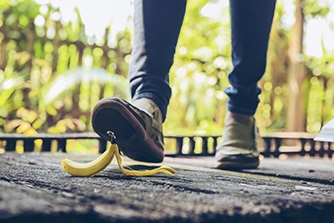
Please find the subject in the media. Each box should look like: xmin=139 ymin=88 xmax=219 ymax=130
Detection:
xmin=261 ymin=132 xmax=333 ymax=158
xmin=0 ymin=132 xmax=332 ymax=158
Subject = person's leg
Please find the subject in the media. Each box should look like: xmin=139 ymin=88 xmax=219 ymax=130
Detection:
xmin=92 ymin=0 xmax=186 ymax=163
xmin=129 ymin=0 xmax=187 ymax=122
xmin=226 ymin=0 xmax=276 ymax=114
xmin=216 ymin=0 xmax=276 ymax=169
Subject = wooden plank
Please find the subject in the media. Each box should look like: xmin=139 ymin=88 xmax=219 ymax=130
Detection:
xmin=0 ymin=153 xmax=333 ymax=223
xmin=163 ymin=156 xmax=334 ymax=184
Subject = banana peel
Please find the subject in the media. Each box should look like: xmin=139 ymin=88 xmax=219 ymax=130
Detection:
xmin=61 ymin=144 xmax=115 ymax=177
xmin=61 ymin=131 xmax=176 ymax=177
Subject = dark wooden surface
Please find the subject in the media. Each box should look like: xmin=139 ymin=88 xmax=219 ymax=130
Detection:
xmin=0 ymin=153 xmax=333 ymax=223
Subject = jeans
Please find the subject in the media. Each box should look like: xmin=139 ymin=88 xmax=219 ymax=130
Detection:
xmin=129 ymin=0 xmax=276 ymax=121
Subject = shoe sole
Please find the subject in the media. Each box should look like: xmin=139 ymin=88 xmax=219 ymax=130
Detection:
xmin=216 ymin=158 xmax=259 ymax=170
xmin=92 ymin=98 xmax=164 ymax=163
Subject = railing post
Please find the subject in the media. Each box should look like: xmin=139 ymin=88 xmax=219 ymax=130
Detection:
xmin=42 ymin=139 xmax=52 ymax=152
xmin=189 ymin=137 xmax=195 ymax=155
xmin=24 ymin=139 xmax=35 ymax=152
xmin=328 ymin=142 xmax=333 ymax=158
xmin=300 ymin=139 xmax=306 ymax=156
xmin=201 ymin=137 xmax=208 ymax=155
xmin=262 ymin=138 xmax=271 ymax=157
xmin=309 ymin=139 xmax=316 ymax=156
xmin=212 ymin=136 xmax=218 ymax=155
xmin=318 ymin=141 xmax=325 ymax=158
xmin=175 ymin=137 xmax=183 ymax=155
xmin=273 ymin=138 xmax=282 ymax=158
xmin=57 ymin=139 xmax=67 ymax=152
xmin=5 ymin=139 xmax=17 ymax=151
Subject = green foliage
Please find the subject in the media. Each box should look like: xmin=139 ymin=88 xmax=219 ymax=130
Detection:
xmin=167 ymin=0 xmax=231 ymax=135
xmin=0 ymin=0 xmax=131 ymax=138
xmin=306 ymin=42 xmax=334 ymax=78
xmin=304 ymin=0 xmax=330 ymax=18
xmin=0 ymin=0 xmax=334 ymax=143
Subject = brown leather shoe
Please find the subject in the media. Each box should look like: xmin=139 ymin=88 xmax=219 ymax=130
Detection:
xmin=92 ymin=97 xmax=164 ymax=163
xmin=215 ymin=112 xmax=260 ymax=170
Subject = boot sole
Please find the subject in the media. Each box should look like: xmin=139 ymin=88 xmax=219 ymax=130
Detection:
xmin=92 ymin=98 xmax=164 ymax=163
xmin=216 ymin=158 xmax=259 ymax=170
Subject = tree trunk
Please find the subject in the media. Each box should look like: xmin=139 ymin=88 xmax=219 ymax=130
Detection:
xmin=287 ymin=0 xmax=306 ymax=132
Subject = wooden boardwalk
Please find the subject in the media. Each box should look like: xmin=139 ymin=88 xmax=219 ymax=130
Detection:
xmin=0 ymin=153 xmax=333 ymax=223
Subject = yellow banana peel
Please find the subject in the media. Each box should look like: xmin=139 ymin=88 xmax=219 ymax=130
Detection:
xmin=61 ymin=132 xmax=175 ymax=177
xmin=61 ymin=144 xmax=115 ymax=177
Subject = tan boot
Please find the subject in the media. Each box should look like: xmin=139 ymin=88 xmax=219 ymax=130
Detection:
xmin=215 ymin=112 xmax=260 ymax=169
xmin=92 ymin=97 xmax=164 ymax=163
xmin=132 ymin=98 xmax=163 ymax=125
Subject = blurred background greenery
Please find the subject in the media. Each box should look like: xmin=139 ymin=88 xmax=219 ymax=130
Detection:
xmin=0 ymin=0 xmax=334 ymax=141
